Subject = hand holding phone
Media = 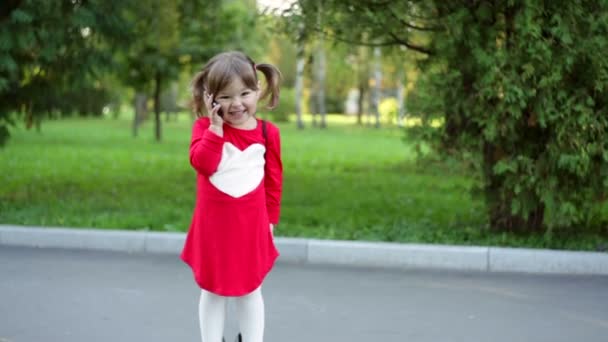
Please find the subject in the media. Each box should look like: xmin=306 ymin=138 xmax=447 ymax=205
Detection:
xmin=207 ymin=96 xmax=224 ymax=136
xmin=212 ymin=100 xmax=224 ymax=117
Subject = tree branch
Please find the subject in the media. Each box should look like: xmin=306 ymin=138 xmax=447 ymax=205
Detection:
xmin=388 ymin=32 xmax=434 ymax=55
xmin=348 ymin=1 xmax=442 ymax=32
xmin=359 ymin=0 xmax=445 ymax=22
xmin=387 ymin=7 xmax=442 ymax=31
xmin=310 ymin=27 xmax=433 ymax=55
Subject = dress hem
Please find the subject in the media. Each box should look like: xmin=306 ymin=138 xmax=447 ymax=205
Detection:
xmin=180 ymin=251 xmax=279 ymax=297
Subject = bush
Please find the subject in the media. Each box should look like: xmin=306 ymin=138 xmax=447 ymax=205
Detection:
xmin=415 ymin=2 xmax=608 ymax=234
xmin=379 ymin=97 xmax=399 ymax=125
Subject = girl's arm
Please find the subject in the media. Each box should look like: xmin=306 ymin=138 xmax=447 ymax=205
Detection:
xmin=189 ymin=118 xmax=224 ymax=176
xmin=264 ymin=123 xmax=283 ymax=225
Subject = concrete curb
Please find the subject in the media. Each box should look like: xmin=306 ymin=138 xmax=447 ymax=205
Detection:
xmin=1 ymin=225 xmax=607 ymax=276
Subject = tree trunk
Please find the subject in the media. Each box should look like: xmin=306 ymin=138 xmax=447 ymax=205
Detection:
xmin=315 ymin=46 xmax=326 ymax=128
xmin=483 ymin=142 xmax=545 ymax=233
xmin=482 ymin=2 xmax=544 ymax=233
xmin=295 ymin=23 xmax=305 ymax=130
xmin=356 ymin=45 xmax=368 ymax=125
xmin=315 ymin=3 xmax=327 ymax=128
xmin=133 ymin=93 xmax=147 ymax=138
xmin=154 ymin=70 xmax=162 ymax=142
xmin=165 ymin=84 xmax=179 ymax=122
xmin=310 ymin=91 xmax=317 ymax=127
xmin=396 ymin=65 xmax=406 ymax=127
xmin=357 ymin=84 xmax=365 ymax=125
xmin=371 ymin=46 xmax=382 ymax=128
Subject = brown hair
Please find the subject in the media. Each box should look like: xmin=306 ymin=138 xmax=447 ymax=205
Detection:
xmin=191 ymin=51 xmax=282 ymax=118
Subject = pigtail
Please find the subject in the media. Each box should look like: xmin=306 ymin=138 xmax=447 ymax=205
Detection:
xmin=255 ymin=63 xmax=282 ymax=109
xmin=190 ymin=69 xmax=208 ymax=118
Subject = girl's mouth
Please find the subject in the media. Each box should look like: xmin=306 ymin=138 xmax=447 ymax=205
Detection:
xmin=229 ymin=111 xmax=246 ymax=118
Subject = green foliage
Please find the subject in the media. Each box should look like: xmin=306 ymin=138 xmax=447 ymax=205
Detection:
xmin=322 ymin=42 xmax=358 ymax=109
xmin=0 ymin=0 xmax=265 ymax=144
xmin=415 ymin=1 xmax=608 ymax=232
xmin=261 ymin=19 xmax=298 ymax=87
xmin=119 ymin=0 xmax=182 ymax=92
xmin=177 ymin=0 xmax=262 ymax=68
xmin=286 ymin=0 xmax=608 ymax=235
xmin=269 ymin=11 xmax=358 ymax=115
xmin=279 ymin=0 xmax=433 ymax=55
xmin=0 ymin=0 xmax=135 ymax=144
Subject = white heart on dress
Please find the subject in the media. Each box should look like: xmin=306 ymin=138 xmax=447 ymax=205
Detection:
xmin=209 ymin=142 xmax=266 ymax=198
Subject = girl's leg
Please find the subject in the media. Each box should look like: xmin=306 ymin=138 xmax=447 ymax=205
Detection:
xmin=199 ymin=288 xmax=228 ymax=342
xmin=234 ymin=286 xmax=265 ymax=342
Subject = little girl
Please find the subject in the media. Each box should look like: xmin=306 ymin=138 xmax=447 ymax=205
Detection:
xmin=181 ymin=51 xmax=283 ymax=342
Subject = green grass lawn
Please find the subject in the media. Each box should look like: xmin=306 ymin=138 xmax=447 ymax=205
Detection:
xmin=1 ymin=114 xmax=606 ymax=251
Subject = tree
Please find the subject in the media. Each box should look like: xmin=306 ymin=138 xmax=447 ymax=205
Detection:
xmin=355 ymin=43 xmax=370 ymax=125
xmin=280 ymin=0 xmax=608 ymax=235
xmin=312 ymin=2 xmax=327 ymax=128
xmin=294 ymin=23 xmax=306 ymax=129
xmin=370 ymin=46 xmax=382 ymax=128
xmin=278 ymin=0 xmax=330 ymax=128
xmin=0 ymin=0 xmax=263 ymax=144
xmin=423 ymin=1 xmax=608 ymax=232
xmin=279 ymin=0 xmax=417 ymax=127
xmin=0 ymin=0 xmax=135 ymax=145
xmin=119 ymin=0 xmax=182 ymax=142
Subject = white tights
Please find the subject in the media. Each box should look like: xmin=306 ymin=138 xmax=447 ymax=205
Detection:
xmin=198 ymin=286 xmax=265 ymax=342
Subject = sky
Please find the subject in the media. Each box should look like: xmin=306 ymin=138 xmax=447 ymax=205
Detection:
xmin=256 ymin=0 xmax=297 ymax=12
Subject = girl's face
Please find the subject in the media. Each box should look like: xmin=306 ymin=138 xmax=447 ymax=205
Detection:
xmin=214 ymin=77 xmax=260 ymax=128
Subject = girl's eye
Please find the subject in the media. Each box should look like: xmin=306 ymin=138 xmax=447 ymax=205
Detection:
xmin=242 ymin=91 xmax=251 ymax=96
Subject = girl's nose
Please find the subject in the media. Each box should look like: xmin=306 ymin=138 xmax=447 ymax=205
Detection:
xmin=230 ymin=98 xmax=244 ymax=107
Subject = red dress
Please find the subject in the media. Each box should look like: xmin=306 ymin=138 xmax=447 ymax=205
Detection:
xmin=181 ymin=117 xmax=282 ymax=296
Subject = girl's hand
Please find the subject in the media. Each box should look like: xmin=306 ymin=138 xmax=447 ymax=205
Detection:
xmin=203 ymin=91 xmax=224 ymax=133
xmin=270 ymin=223 xmax=274 ymax=237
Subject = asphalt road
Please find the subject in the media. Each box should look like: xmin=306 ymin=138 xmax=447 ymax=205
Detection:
xmin=1 ymin=246 xmax=607 ymax=342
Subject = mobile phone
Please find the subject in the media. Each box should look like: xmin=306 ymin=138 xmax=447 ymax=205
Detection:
xmin=212 ymin=100 xmax=223 ymax=117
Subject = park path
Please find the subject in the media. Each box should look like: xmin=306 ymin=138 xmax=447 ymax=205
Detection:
xmin=1 ymin=246 xmax=608 ymax=342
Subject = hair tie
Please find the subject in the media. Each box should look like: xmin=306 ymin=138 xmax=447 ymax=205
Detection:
xmin=253 ymin=63 xmax=257 ymax=71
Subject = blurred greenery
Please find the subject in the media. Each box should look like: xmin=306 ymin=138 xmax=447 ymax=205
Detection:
xmin=286 ymin=0 xmax=608 ymax=238
xmin=1 ymin=116 xmax=607 ymax=251
xmin=0 ymin=0 xmax=263 ymax=143
xmin=2 ymin=0 xmax=607 ymax=248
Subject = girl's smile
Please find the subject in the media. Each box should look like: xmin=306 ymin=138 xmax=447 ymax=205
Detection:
xmin=215 ymin=77 xmax=260 ymax=129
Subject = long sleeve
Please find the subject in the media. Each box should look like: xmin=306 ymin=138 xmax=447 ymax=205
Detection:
xmin=189 ymin=118 xmax=224 ymax=176
xmin=264 ymin=122 xmax=283 ymax=224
